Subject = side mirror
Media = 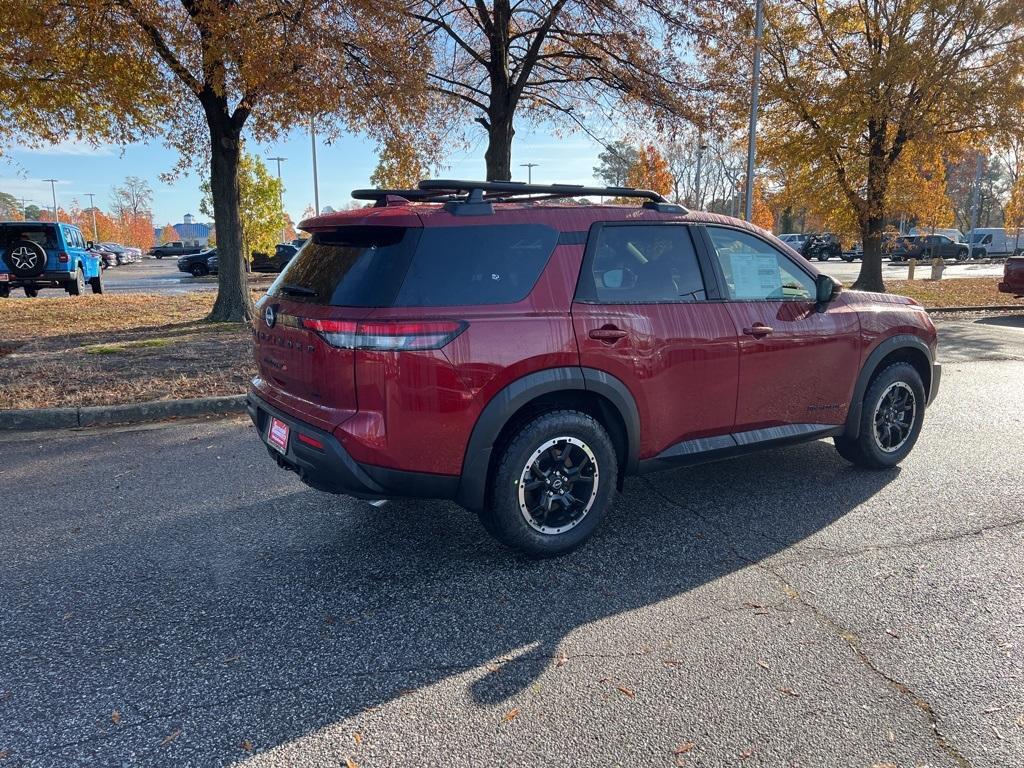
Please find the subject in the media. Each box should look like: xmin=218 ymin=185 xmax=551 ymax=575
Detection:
xmin=86 ymin=240 xmax=94 ymax=249
xmin=815 ymin=274 xmax=840 ymax=307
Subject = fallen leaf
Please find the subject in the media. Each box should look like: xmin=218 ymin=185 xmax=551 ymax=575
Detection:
xmin=756 ymin=659 xmax=770 ymax=670
xmin=782 ymin=584 xmax=799 ymax=599
xmin=885 ymin=628 xmax=900 ymax=638
xmin=991 ymin=725 xmax=1004 ymax=741
xmin=662 ymin=659 xmax=683 ymax=667
xmin=777 ymin=687 xmax=800 ymax=697
xmin=674 ymin=742 xmax=695 ymax=755
xmin=555 ymin=653 xmax=568 ymax=668
xmin=1016 ymin=713 xmax=1024 ymax=728
xmin=617 ymin=685 xmax=636 ymax=699
xmin=983 ymin=705 xmax=1004 ymax=714
xmin=111 ymin=710 xmax=121 ymax=725
xmin=0 ymin=750 xmax=9 ymax=759
xmin=345 ymin=758 xmax=359 ymax=768
xmin=887 ymin=729 xmax=895 ymax=743
xmin=739 ymin=747 xmax=754 ymax=760
xmin=743 ymin=601 xmax=764 ymax=609
xmin=354 ymin=732 xmax=363 ymax=745
xmin=160 ymin=729 xmax=182 ymax=747
xmin=240 ymin=740 xmax=253 ymax=752
xmin=503 ymin=708 xmax=519 ymax=723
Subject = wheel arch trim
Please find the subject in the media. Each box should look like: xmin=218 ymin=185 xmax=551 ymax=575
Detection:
xmin=845 ymin=334 xmax=934 ymax=439
xmin=455 ymin=366 xmax=640 ymax=511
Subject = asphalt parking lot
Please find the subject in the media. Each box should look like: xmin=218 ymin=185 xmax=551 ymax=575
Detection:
xmin=1 ymin=316 xmax=1022 ymax=767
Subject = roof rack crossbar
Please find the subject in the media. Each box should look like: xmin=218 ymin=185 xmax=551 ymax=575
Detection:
xmin=418 ymin=179 xmax=678 ymax=205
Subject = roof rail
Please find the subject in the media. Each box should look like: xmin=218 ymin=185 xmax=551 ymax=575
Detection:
xmin=349 ymin=179 xmax=690 ymax=215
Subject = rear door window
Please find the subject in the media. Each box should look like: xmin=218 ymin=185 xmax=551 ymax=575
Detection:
xmin=271 ymin=224 xmax=558 ymax=307
xmin=1 ymin=225 xmax=58 ymax=250
xmin=575 ymin=224 xmax=707 ymax=303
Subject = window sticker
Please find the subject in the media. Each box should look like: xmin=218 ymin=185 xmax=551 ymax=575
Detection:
xmin=728 ymin=252 xmax=781 ymax=298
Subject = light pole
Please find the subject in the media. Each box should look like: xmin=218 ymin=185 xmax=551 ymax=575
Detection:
xmin=968 ymin=152 xmax=984 ymax=256
xmin=520 ymin=163 xmax=539 ymax=184
xmin=309 ymin=119 xmax=320 ymax=215
xmin=18 ymin=198 xmax=30 ymax=219
xmin=44 ymin=179 xmax=59 ymax=222
xmin=269 ymin=156 xmax=287 ymax=242
xmin=743 ymin=0 xmax=765 ymax=222
xmin=694 ymin=142 xmax=708 ymax=209
xmin=85 ymin=192 xmax=98 ymax=241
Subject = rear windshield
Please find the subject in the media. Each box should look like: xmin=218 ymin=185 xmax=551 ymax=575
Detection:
xmin=269 ymin=224 xmax=558 ymax=307
xmin=1 ymin=224 xmax=58 ymax=250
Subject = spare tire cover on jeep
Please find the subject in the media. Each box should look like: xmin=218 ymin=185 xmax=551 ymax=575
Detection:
xmin=4 ymin=239 xmax=47 ymax=277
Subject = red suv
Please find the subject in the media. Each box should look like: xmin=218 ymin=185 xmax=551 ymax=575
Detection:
xmin=247 ymin=180 xmax=940 ymax=557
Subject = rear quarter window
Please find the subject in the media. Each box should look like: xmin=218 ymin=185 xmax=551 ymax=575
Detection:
xmin=394 ymin=224 xmax=558 ymax=306
xmin=271 ymin=223 xmax=558 ymax=307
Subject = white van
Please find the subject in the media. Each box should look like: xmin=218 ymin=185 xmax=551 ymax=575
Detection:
xmin=968 ymin=228 xmax=1024 ymax=258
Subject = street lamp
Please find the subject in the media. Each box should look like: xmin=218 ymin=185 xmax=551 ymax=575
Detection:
xmin=520 ymin=163 xmax=539 ymax=184
xmin=309 ymin=119 xmax=320 ymax=215
xmin=694 ymin=142 xmax=709 ymax=209
xmin=743 ymin=0 xmax=765 ymax=222
xmin=44 ymin=179 xmax=59 ymax=222
xmin=269 ymin=156 xmax=287 ymax=242
xmin=85 ymin=192 xmax=98 ymax=241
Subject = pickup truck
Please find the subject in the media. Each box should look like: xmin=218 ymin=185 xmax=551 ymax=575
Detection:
xmin=149 ymin=241 xmax=204 ymax=259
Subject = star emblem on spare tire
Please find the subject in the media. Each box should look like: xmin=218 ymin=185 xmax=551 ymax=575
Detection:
xmin=10 ymin=246 xmax=38 ymax=270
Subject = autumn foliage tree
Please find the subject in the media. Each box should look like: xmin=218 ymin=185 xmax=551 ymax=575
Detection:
xmin=201 ymin=153 xmax=285 ymax=262
xmin=61 ymin=0 xmax=430 ymax=322
xmin=701 ymin=0 xmax=1024 ymax=291
xmin=412 ymin=0 xmax=700 ymax=181
xmin=625 ymin=145 xmax=673 ymax=198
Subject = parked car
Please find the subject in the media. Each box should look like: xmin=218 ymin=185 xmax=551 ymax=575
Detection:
xmin=887 ymin=234 xmax=973 ymax=262
xmin=246 ymin=179 xmax=940 ymax=557
xmin=150 ymin=241 xmax=204 ymax=259
xmin=99 ymin=242 xmax=133 ymax=265
xmin=0 ymin=221 xmax=103 ymax=298
xmin=252 ymin=243 xmax=299 ymax=273
xmin=998 ymin=256 xmax=1024 ymax=297
xmin=799 ymin=233 xmax=843 ymax=261
xmin=177 ymin=248 xmax=216 ymax=276
xmin=91 ymin=244 xmax=119 ymax=269
xmin=778 ymin=233 xmax=809 ymax=251
xmin=206 ymin=253 xmax=219 ymax=275
xmin=841 ymin=241 xmax=863 ymax=262
xmin=968 ymin=228 xmax=1024 ymax=259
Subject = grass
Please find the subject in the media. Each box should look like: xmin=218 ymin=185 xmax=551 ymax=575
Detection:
xmin=884 ymin=277 xmax=1021 ymax=308
xmin=0 ymin=293 xmax=256 ymax=410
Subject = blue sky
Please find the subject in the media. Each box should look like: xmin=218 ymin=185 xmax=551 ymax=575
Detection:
xmin=0 ymin=125 xmax=606 ymax=228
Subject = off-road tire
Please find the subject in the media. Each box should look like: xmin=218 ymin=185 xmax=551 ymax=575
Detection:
xmin=834 ymin=362 xmax=926 ymax=469
xmin=89 ymin=272 xmax=103 ymax=294
xmin=480 ymin=410 xmax=617 ymax=558
xmin=23 ymin=287 xmax=38 ymax=298
xmin=0 ymin=284 xmax=9 ymax=298
xmin=190 ymin=263 xmax=208 ymax=277
xmin=65 ymin=267 xmax=85 ymax=296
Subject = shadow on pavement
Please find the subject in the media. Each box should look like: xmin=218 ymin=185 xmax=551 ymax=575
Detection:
xmin=0 ymin=425 xmax=896 ymax=765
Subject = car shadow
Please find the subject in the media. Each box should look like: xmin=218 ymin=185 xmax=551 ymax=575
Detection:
xmin=0 ymin=431 xmax=897 ymax=764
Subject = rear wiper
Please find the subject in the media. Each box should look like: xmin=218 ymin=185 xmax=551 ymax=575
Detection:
xmin=280 ymin=283 xmax=317 ymax=297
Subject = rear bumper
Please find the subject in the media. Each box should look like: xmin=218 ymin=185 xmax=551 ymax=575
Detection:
xmin=247 ymin=391 xmax=459 ymax=502
xmin=0 ymin=270 xmax=75 ymax=287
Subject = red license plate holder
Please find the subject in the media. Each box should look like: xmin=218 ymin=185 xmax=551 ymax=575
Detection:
xmin=267 ymin=417 xmax=290 ymax=454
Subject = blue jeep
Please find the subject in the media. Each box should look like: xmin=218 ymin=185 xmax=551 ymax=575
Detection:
xmin=0 ymin=221 xmax=103 ymax=298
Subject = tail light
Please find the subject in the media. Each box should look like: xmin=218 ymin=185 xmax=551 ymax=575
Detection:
xmin=300 ymin=318 xmax=467 ymax=350
xmin=58 ymin=252 xmax=69 ymax=263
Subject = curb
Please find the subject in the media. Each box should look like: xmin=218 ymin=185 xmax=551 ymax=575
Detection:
xmin=927 ymin=304 xmax=1024 ymax=314
xmin=0 ymin=395 xmax=247 ymax=431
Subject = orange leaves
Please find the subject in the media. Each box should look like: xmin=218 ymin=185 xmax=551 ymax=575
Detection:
xmin=503 ymin=707 xmax=520 ymax=723
xmin=626 ymin=145 xmax=674 ymax=199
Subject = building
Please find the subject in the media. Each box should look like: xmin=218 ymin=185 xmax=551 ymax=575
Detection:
xmin=153 ymin=213 xmax=214 ymax=247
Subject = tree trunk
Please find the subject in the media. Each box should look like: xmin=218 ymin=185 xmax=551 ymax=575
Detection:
xmin=206 ymin=116 xmax=253 ymax=323
xmin=485 ymin=112 xmax=515 ymax=181
xmin=855 ymin=212 xmax=885 ymax=292
xmin=852 ymin=123 xmax=889 ymax=293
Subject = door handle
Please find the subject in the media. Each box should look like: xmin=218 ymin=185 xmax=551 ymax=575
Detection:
xmin=589 ymin=326 xmax=628 ymax=343
xmin=742 ymin=323 xmax=774 ymax=338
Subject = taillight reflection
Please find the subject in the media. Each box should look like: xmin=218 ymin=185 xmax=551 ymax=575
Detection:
xmin=300 ymin=318 xmax=466 ymax=351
